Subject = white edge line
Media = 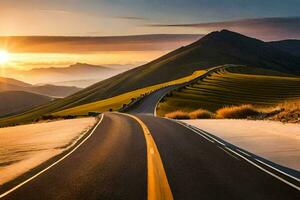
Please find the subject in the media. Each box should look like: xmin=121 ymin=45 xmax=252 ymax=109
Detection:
xmin=154 ymin=89 xmax=168 ymax=117
xmin=179 ymin=121 xmax=225 ymax=145
xmin=191 ymin=124 xmax=300 ymax=184
xmin=192 ymin=126 xmax=226 ymax=146
xmin=254 ymin=158 xmax=300 ymax=182
xmin=191 ymin=123 xmax=300 ymax=184
xmin=178 ymin=122 xmax=215 ymax=143
xmin=225 ymin=147 xmax=300 ymax=191
xmin=236 ymin=148 xmax=251 ymax=157
xmin=174 ymin=120 xmax=300 ymax=191
xmin=0 ymin=114 xmax=104 ymax=198
xmin=218 ymin=146 xmax=240 ymax=160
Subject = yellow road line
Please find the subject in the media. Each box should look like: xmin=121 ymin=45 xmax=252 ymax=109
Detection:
xmin=121 ymin=113 xmax=174 ymax=200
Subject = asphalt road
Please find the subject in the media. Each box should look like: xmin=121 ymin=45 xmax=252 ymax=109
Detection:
xmin=128 ymin=86 xmax=176 ymax=115
xmin=1 ymin=113 xmax=148 ymax=200
xmin=1 ymin=72 xmax=300 ymax=199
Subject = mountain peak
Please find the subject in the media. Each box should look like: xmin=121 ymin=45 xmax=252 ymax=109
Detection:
xmin=192 ymin=29 xmax=264 ymax=48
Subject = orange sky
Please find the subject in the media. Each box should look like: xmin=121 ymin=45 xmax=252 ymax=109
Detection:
xmin=0 ymin=35 xmax=201 ymax=69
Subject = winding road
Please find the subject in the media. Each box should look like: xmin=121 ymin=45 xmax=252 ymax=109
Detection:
xmin=1 ymin=78 xmax=300 ymax=199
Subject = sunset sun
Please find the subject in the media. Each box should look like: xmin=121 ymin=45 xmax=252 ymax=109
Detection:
xmin=0 ymin=50 xmax=9 ymax=64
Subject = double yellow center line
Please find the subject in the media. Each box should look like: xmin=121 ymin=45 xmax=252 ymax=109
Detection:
xmin=122 ymin=113 xmax=174 ymax=200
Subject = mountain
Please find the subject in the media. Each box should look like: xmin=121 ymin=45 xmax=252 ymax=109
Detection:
xmin=268 ymin=40 xmax=300 ymax=56
xmin=0 ymin=77 xmax=31 ymax=87
xmin=5 ymin=63 xmax=126 ymax=87
xmin=1 ymin=30 xmax=300 ymax=125
xmin=28 ymin=85 xmax=82 ymax=98
xmin=0 ymin=77 xmax=82 ymax=98
xmin=0 ymin=91 xmax=52 ymax=117
xmin=53 ymin=29 xmax=300 ymax=105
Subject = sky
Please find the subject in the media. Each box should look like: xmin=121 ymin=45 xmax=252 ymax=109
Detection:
xmin=0 ymin=0 xmax=300 ymax=39
xmin=0 ymin=0 xmax=300 ymax=70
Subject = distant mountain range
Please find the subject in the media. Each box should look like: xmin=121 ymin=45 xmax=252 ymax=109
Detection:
xmin=4 ymin=63 xmax=128 ymax=87
xmin=0 ymin=77 xmax=81 ymax=98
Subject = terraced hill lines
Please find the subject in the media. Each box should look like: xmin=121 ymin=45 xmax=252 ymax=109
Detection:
xmin=157 ymin=67 xmax=300 ymax=116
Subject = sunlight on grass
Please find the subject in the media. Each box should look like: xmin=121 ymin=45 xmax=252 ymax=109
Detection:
xmin=53 ymin=69 xmax=207 ymax=115
xmin=158 ymin=66 xmax=300 ymax=116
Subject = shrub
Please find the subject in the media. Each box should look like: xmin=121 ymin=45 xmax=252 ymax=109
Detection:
xmin=216 ymin=104 xmax=260 ymax=119
xmin=189 ymin=109 xmax=215 ymax=119
xmin=165 ymin=111 xmax=190 ymax=119
xmin=271 ymin=99 xmax=300 ymax=123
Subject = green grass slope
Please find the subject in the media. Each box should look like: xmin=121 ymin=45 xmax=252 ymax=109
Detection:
xmin=157 ymin=66 xmax=300 ymax=116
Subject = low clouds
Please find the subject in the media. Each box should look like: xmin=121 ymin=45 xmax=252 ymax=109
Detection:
xmin=0 ymin=34 xmax=202 ymax=53
xmin=147 ymin=17 xmax=300 ymax=41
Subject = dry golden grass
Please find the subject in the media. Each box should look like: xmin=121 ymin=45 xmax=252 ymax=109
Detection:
xmin=165 ymin=111 xmax=190 ymax=119
xmin=216 ymin=104 xmax=260 ymax=119
xmin=189 ymin=109 xmax=215 ymax=119
xmin=165 ymin=100 xmax=300 ymax=123
xmin=272 ymin=99 xmax=300 ymax=123
xmin=278 ymin=99 xmax=300 ymax=111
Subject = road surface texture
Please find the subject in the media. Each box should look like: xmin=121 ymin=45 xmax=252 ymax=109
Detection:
xmin=1 ymin=69 xmax=299 ymax=199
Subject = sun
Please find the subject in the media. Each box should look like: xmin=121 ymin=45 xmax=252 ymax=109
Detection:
xmin=0 ymin=50 xmax=9 ymax=64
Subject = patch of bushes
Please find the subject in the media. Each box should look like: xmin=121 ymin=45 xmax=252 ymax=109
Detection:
xmin=216 ymin=105 xmax=260 ymax=119
xmin=271 ymin=100 xmax=300 ymax=123
xmin=165 ymin=109 xmax=215 ymax=119
xmin=189 ymin=109 xmax=215 ymax=119
xmin=164 ymin=101 xmax=300 ymax=123
xmin=165 ymin=111 xmax=190 ymax=119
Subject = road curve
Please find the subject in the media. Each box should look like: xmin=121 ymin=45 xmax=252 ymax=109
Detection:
xmin=126 ymin=66 xmax=223 ymax=115
xmin=1 ymin=113 xmax=147 ymax=200
xmin=128 ymin=86 xmax=176 ymax=115
xmin=1 ymin=66 xmax=300 ymax=199
xmin=1 ymin=112 xmax=299 ymax=199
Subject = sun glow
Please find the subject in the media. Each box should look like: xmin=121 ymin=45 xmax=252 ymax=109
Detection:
xmin=0 ymin=50 xmax=9 ymax=64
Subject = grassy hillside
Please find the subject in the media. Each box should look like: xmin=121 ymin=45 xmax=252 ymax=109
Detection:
xmin=54 ymin=69 xmax=206 ymax=116
xmin=1 ymin=30 xmax=300 ymax=126
xmin=14 ymin=30 xmax=300 ymax=111
xmin=29 ymin=85 xmax=81 ymax=98
xmin=157 ymin=66 xmax=300 ymax=116
xmin=0 ymin=91 xmax=52 ymax=117
xmin=0 ymin=69 xmax=206 ymax=126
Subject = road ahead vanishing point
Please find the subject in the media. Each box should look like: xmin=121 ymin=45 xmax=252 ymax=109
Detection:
xmin=1 ymin=86 xmax=300 ymax=200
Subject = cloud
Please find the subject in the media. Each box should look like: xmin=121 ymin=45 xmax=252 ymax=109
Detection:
xmin=39 ymin=9 xmax=72 ymax=15
xmin=0 ymin=34 xmax=203 ymax=53
xmin=147 ymin=17 xmax=300 ymax=40
xmin=114 ymin=16 xmax=148 ymax=21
